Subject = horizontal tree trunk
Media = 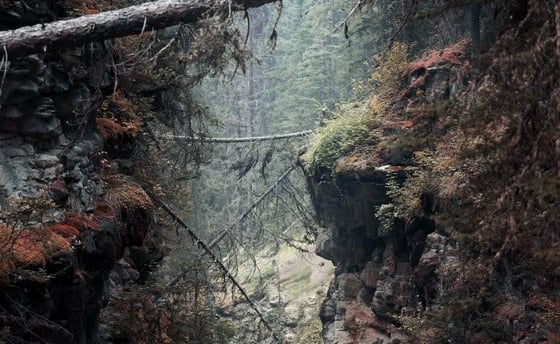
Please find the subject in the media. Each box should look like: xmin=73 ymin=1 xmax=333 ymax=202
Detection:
xmin=163 ymin=130 xmax=313 ymax=143
xmin=0 ymin=0 xmax=277 ymax=57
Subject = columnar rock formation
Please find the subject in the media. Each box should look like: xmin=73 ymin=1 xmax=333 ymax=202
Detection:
xmin=0 ymin=3 xmax=161 ymax=343
xmin=308 ymin=64 xmax=463 ymax=344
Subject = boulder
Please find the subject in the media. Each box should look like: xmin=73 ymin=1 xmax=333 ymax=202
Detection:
xmin=19 ymin=115 xmax=62 ymax=138
xmin=338 ymin=273 xmax=363 ymax=301
xmin=283 ymin=304 xmax=300 ymax=327
xmin=319 ymin=297 xmax=337 ymax=323
xmin=360 ymin=261 xmax=381 ymax=289
xmin=0 ymin=77 xmax=40 ymax=104
xmin=50 ymin=180 xmax=69 ymax=205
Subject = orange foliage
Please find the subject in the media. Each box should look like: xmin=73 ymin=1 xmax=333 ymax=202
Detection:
xmin=407 ymin=38 xmax=469 ymax=75
xmin=48 ymin=223 xmax=80 ymax=238
xmin=0 ymin=226 xmax=71 ymax=274
xmin=105 ymin=176 xmax=153 ymax=211
xmin=11 ymin=234 xmax=43 ymax=265
xmin=97 ymin=91 xmax=142 ymax=141
xmin=64 ymin=213 xmax=100 ymax=232
xmin=109 ymin=91 xmax=139 ymax=122
xmin=14 ymin=229 xmax=71 ymax=266
xmin=97 ymin=117 xmax=129 ymax=141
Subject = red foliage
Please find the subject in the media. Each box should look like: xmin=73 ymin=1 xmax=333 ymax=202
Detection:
xmin=13 ymin=231 xmax=47 ymax=266
xmin=96 ymin=117 xmax=129 ymax=141
xmin=48 ymin=223 xmax=80 ymax=238
xmin=96 ymin=92 xmax=142 ymax=141
xmin=11 ymin=229 xmax=71 ymax=266
xmin=64 ymin=213 xmax=100 ymax=232
xmin=407 ymin=38 xmax=469 ymax=75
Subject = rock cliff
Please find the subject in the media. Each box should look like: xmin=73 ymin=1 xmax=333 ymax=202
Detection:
xmin=0 ymin=2 xmax=163 ymax=343
xmin=308 ymin=3 xmax=560 ymax=340
xmin=307 ymin=53 xmax=465 ymax=344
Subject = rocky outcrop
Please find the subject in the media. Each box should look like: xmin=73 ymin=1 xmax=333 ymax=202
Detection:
xmin=0 ymin=3 xmax=161 ymax=344
xmin=310 ymin=169 xmax=434 ymax=343
xmin=308 ymin=60 xmax=464 ymax=344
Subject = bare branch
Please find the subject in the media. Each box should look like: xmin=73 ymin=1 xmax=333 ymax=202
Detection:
xmin=332 ymin=0 xmax=362 ymax=33
xmin=147 ymin=192 xmax=284 ymax=343
xmin=204 ymin=164 xmax=296 ymax=251
xmin=0 ymin=46 xmax=8 ymax=110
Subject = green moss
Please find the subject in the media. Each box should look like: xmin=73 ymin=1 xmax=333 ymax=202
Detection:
xmin=303 ymin=103 xmax=374 ymax=175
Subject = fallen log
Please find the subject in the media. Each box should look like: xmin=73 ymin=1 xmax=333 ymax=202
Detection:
xmin=0 ymin=0 xmax=278 ymax=57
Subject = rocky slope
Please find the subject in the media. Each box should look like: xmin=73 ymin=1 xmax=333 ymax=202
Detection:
xmin=0 ymin=2 xmax=164 ymax=343
xmin=223 ymin=245 xmax=333 ymax=344
xmin=307 ymin=3 xmax=560 ymax=342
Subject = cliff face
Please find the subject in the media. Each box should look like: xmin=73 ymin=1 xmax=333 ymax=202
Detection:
xmin=310 ymin=2 xmax=560 ymax=341
xmin=307 ymin=60 xmax=463 ymax=344
xmin=0 ymin=3 xmax=161 ymax=343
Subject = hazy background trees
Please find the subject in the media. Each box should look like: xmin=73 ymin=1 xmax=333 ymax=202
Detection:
xmin=139 ymin=0 xmax=490 ymax=341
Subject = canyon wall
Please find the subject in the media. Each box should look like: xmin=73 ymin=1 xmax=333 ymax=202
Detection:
xmin=308 ymin=62 xmax=463 ymax=344
xmin=0 ymin=3 xmax=162 ymax=343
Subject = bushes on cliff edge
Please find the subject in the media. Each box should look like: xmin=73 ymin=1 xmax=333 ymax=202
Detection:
xmin=382 ymin=2 xmax=560 ymax=342
xmin=302 ymin=103 xmax=375 ymax=176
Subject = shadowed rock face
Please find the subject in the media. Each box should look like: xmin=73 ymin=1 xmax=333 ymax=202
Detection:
xmin=0 ymin=3 xmax=160 ymax=344
xmin=309 ymin=169 xmax=436 ymax=343
xmin=0 ymin=0 xmax=64 ymax=30
xmin=307 ymin=65 xmax=461 ymax=344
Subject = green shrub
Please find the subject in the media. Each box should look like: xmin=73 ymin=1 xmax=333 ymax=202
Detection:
xmin=303 ymin=103 xmax=373 ymax=175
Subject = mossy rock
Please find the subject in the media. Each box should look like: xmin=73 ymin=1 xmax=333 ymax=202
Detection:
xmin=302 ymin=103 xmax=376 ymax=176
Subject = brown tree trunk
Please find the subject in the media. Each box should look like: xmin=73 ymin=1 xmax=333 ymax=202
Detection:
xmin=0 ymin=0 xmax=278 ymax=57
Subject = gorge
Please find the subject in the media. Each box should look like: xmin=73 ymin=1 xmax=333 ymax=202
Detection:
xmin=1 ymin=1 xmax=560 ymax=344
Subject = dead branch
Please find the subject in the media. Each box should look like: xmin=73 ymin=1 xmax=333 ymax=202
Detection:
xmin=147 ymin=192 xmax=284 ymax=343
xmin=204 ymin=164 xmax=296 ymax=252
xmin=332 ymin=0 xmax=362 ymax=33
xmin=164 ymin=164 xmax=296 ymax=289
